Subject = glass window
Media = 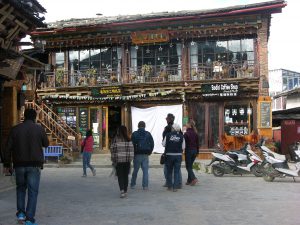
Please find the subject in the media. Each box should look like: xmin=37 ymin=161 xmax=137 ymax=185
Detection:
xmin=55 ymin=52 xmax=64 ymax=68
xmin=288 ymin=78 xmax=293 ymax=90
xmin=79 ymin=50 xmax=90 ymax=71
xmin=69 ymin=50 xmax=79 ymax=71
xmin=241 ymin=39 xmax=254 ymax=51
xmin=294 ymin=77 xmax=298 ymax=88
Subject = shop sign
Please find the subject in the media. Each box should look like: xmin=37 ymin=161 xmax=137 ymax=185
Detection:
xmin=284 ymin=120 xmax=295 ymax=125
xmin=131 ymin=30 xmax=169 ymax=44
xmin=79 ymin=108 xmax=88 ymax=134
xmin=260 ymin=102 xmax=271 ymax=128
xmin=202 ymin=83 xmax=239 ymax=97
xmin=91 ymin=86 xmax=122 ymax=97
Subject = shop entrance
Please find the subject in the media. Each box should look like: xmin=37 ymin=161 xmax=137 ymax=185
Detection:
xmin=100 ymin=106 xmax=122 ymax=150
xmin=189 ymin=102 xmax=220 ymax=149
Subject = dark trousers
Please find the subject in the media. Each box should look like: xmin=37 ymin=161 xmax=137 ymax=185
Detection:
xmin=15 ymin=167 xmax=41 ymax=223
xmin=116 ymin=162 xmax=130 ymax=192
xmin=185 ymin=149 xmax=198 ymax=183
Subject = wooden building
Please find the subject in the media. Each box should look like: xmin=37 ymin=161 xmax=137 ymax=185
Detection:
xmin=0 ymin=0 xmax=46 ymax=161
xmin=30 ymin=0 xmax=286 ymax=155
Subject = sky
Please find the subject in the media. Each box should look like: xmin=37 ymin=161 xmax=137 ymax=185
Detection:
xmin=35 ymin=0 xmax=300 ymax=72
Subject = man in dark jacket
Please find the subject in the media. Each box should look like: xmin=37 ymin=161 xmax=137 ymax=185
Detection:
xmin=130 ymin=121 xmax=154 ymax=190
xmin=3 ymin=108 xmax=49 ymax=225
xmin=162 ymin=123 xmax=185 ymax=192
xmin=162 ymin=113 xmax=182 ymax=187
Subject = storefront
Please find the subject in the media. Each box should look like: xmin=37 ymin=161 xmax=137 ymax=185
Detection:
xmin=31 ymin=1 xmax=285 ymax=152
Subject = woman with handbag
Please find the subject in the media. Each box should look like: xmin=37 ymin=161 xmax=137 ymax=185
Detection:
xmin=81 ymin=129 xmax=96 ymax=177
xmin=110 ymin=125 xmax=134 ymax=198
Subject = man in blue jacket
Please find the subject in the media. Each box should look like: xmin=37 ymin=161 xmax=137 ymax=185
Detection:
xmin=130 ymin=121 xmax=154 ymax=190
xmin=3 ymin=108 xmax=49 ymax=225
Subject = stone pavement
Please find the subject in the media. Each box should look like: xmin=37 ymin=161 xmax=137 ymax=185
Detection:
xmin=1 ymin=163 xmax=300 ymax=225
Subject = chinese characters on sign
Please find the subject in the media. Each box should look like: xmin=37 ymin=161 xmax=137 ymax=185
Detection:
xmin=260 ymin=102 xmax=271 ymax=128
xmin=131 ymin=30 xmax=169 ymax=44
xmin=202 ymin=83 xmax=239 ymax=97
xmin=91 ymin=86 xmax=122 ymax=98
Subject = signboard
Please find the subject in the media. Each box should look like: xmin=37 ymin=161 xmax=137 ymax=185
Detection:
xmin=202 ymin=83 xmax=239 ymax=97
xmin=131 ymin=30 xmax=169 ymax=44
xmin=57 ymin=107 xmax=76 ymax=129
xmin=79 ymin=108 xmax=88 ymax=134
xmin=91 ymin=86 xmax=122 ymax=97
xmin=260 ymin=102 xmax=271 ymax=128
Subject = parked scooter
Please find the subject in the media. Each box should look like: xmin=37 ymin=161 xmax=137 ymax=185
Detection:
xmin=256 ymin=140 xmax=300 ymax=182
xmin=208 ymin=143 xmax=263 ymax=177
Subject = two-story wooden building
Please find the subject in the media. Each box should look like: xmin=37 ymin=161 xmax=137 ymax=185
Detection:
xmin=30 ymin=0 xmax=286 ymax=153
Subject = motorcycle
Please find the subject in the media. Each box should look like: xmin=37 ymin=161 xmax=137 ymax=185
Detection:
xmin=257 ymin=140 xmax=300 ymax=182
xmin=208 ymin=143 xmax=263 ymax=177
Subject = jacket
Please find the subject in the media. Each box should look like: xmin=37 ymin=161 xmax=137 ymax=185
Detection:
xmin=81 ymin=136 xmax=94 ymax=152
xmin=162 ymin=131 xmax=185 ymax=155
xmin=131 ymin=128 xmax=154 ymax=155
xmin=184 ymin=128 xmax=199 ymax=151
xmin=110 ymin=137 xmax=134 ymax=163
xmin=4 ymin=120 xmax=49 ymax=168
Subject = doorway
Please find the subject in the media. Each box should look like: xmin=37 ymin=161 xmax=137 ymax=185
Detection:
xmin=189 ymin=102 xmax=220 ymax=148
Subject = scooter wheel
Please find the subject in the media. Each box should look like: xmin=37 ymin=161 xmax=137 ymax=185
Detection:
xmin=251 ymin=165 xmax=264 ymax=177
xmin=263 ymin=175 xmax=275 ymax=182
xmin=212 ymin=165 xmax=225 ymax=177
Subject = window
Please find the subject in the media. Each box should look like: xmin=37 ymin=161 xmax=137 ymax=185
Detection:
xmin=190 ymin=38 xmax=255 ymax=79
xmin=55 ymin=52 xmax=64 ymax=68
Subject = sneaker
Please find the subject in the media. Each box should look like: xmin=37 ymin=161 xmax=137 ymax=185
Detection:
xmin=82 ymin=174 xmax=87 ymax=177
xmin=92 ymin=169 xmax=96 ymax=176
xmin=17 ymin=212 xmax=26 ymax=221
xmin=173 ymin=188 xmax=178 ymax=192
xmin=190 ymin=179 xmax=198 ymax=186
xmin=25 ymin=221 xmax=38 ymax=225
xmin=185 ymin=181 xmax=191 ymax=185
xmin=143 ymin=187 xmax=149 ymax=191
xmin=120 ymin=191 xmax=126 ymax=198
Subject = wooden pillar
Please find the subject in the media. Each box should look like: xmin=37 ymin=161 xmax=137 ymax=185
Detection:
xmin=257 ymin=16 xmax=270 ymax=96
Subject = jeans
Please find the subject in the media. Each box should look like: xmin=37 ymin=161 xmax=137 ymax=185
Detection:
xmin=116 ymin=162 xmax=130 ymax=192
xmin=131 ymin=154 xmax=149 ymax=188
xmin=82 ymin=152 xmax=94 ymax=175
xmin=15 ymin=167 xmax=41 ymax=223
xmin=185 ymin=149 xmax=198 ymax=183
xmin=164 ymin=162 xmax=182 ymax=185
xmin=166 ymin=155 xmax=182 ymax=189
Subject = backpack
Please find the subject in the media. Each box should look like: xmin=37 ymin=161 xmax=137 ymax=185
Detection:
xmin=134 ymin=131 xmax=153 ymax=155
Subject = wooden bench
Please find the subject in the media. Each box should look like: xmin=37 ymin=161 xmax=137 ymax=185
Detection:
xmin=44 ymin=146 xmax=63 ymax=162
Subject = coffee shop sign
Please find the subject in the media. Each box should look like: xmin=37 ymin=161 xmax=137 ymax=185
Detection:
xmin=202 ymin=83 xmax=239 ymax=97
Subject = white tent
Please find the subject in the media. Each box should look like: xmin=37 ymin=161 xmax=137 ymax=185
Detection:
xmin=131 ymin=105 xmax=182 ymax=153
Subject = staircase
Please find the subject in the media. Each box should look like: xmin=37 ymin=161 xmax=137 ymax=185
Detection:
xmin=25 ymin=101 xmax=81 ymax=152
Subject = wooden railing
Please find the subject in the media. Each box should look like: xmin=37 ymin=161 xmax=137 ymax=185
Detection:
xmin=25 ymin=101 xmax=81 ymax=150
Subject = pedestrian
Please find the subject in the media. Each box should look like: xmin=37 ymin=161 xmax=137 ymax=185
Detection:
xmin=81 ymin=129 xmax=96 ymax=177
xmin=162 ymin=113 xmax=182 ymax=187
xmin=130 ymin=121 xmax=154 ymax=190
xmin=162 ymin=123 xmax=185 ymax=192
xmin=184 ymin=121 xmax=199 ymax=185
xmin=110 ymin=125 xmax=134 ymax=198
xmin=3 ymin=108 xmax=49 ymax=225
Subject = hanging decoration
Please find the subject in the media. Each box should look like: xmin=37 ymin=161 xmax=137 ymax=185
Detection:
xmin=42 ymin=90 xmax=175 ymax=103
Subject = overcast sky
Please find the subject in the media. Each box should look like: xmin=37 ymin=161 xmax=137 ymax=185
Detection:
xmin=36 ymin=0 xmax=299 ymax=72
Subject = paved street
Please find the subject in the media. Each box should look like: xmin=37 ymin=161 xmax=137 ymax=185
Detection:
xmin=0 ymin=166 xmax=300 ymax=225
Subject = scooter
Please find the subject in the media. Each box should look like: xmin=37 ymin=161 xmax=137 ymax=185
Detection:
xmin=208 ymin=143 xmax=263 ymax=177
xmin=257 ymin=140 xmax=300 ymax=182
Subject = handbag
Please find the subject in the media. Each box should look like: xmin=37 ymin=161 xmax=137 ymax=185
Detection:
xmin=160 ymin=153 xmax=166 ymax=165
xmin=81 ymin=139 xmax=86 ymax=153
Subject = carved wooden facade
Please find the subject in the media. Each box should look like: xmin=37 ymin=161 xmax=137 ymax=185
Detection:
xmin=31 ymin=1 xmax=286 ymax=152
